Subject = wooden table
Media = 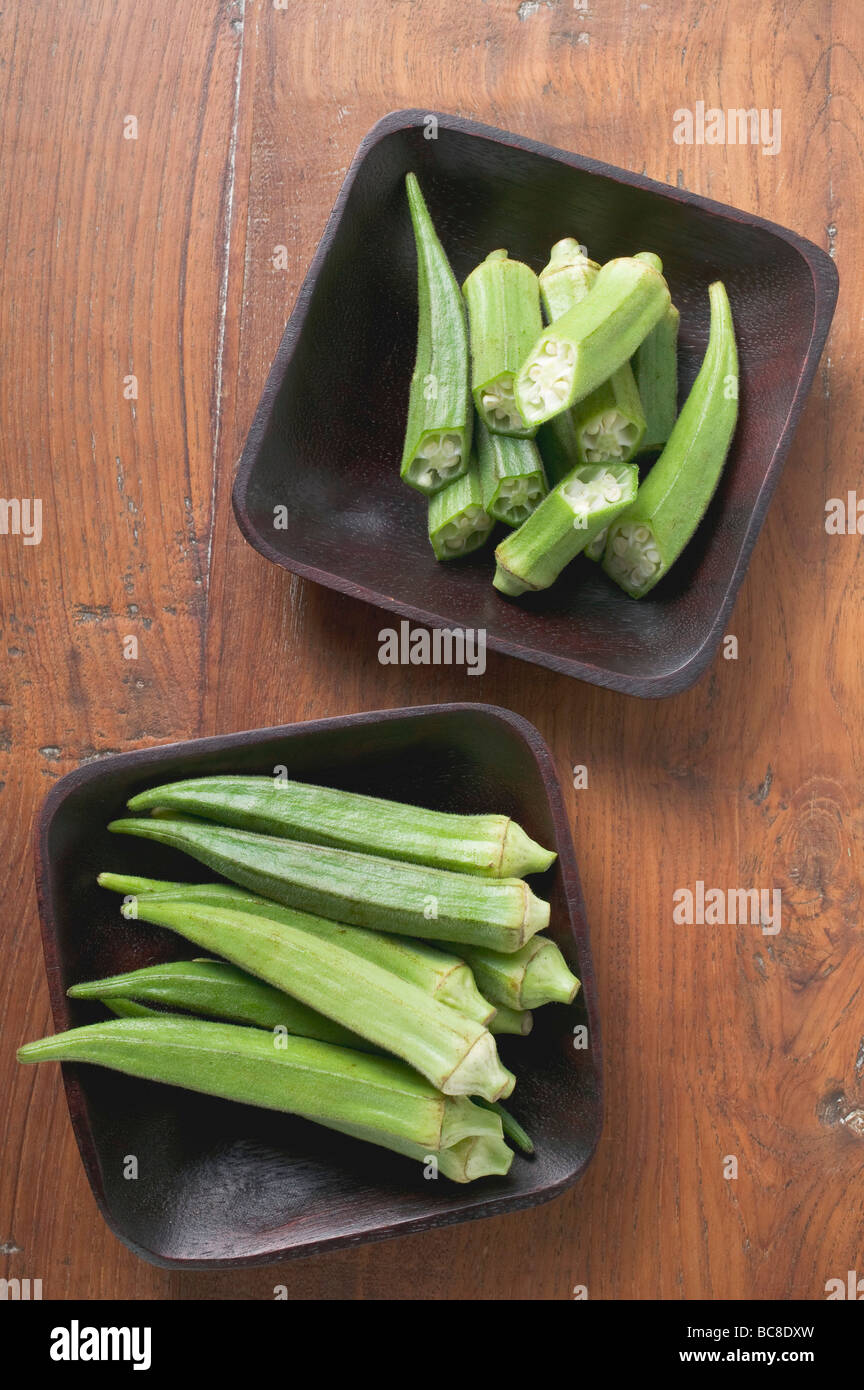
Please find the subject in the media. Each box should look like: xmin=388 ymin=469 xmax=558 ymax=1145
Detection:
xmin=2 ymin=0 xmax=860 ymax=1301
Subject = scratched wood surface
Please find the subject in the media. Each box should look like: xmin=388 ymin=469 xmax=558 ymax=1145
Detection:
xmin=2 ymin=0 xmax=860 ymax=1301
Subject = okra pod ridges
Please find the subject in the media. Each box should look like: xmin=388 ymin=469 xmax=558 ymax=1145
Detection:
xmin=116 ymin=897 xmax=516 ymax=1102
xmin=603 ymin=279 xmax=738 ymax=599
xmin=440 ymin=935 xmax=580 ymax=1010
xmin=106 ymin=818 xmax=550 ymax=951
xmin=98 ymin=873 xmax=496 ymax=1025
xmin=401 ymin=174 xmax=472 ymax=496
xmin=122 ymin=781 xmax=557 ymax=880
xmin=17 ymin=1018 xmax=498 ymax=1152
xmin=463 ymin=247 xmax=543 ymax=437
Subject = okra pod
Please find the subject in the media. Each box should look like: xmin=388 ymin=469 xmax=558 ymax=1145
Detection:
xmin=107 ymin=818 xmax=550 ymax=952
xmin=70 ymin=958 xmax=377 ymax=1049
xmin=493 ymin=461 xmax=638 ymax=597
xmin=488 ymin=1004 xmax=533 ymax=1036
xmin=463 ymin=249 xmax=542 ymax=437
xmin=400 ymin=173 xmax=472 ymax=495
xmin=443 ymin=936 xmax=580 ymax=1011
xmin=98 ymin=873 xmax=495 ymax=1025
xmin=475 ymin=1099 xmax=534 ymax=1156
xmin=632 ymin=299 xmax=680 ymax=452
xmin=536 ymin=413 xmax=581 ymax=487
xmin=475 ymin=416 xmax=548 ymax=527
xmin=515 ymin=255 xmax=671 ymax=426
xmin=538 ymin=239 xmax=600 ymax=322
xmin=17 ymin=1017 xmax=503 ymax=1153
xmin=583 ymin=527 xmax=608 ymax=562
xmin=427 ymin=453 xmax=494 ymax=559
xmin=124 ymin=778 xmax=556 ymax=880
xmin=603 ymin=280 xmax=738 ymax=598
xmin=113 ymin=897 xmax=516 ymax=1101
xmin=330 ymin=1121 xmax=513 ymax=1182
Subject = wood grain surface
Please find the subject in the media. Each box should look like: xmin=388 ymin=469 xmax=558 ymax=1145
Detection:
xmin=1 ymin=0 xmax=860 ymax=1301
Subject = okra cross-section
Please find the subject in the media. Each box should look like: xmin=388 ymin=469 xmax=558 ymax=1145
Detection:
xmin=603 ymin=280 xmax=738 ymax=599
xmin=400 ymin=173 xmax=473 ymax=495
xmin=475 ymin=416 xmax=548 ymax=527
xmin=493 ymin=461 xmax=638 ymax=597
xmin=514 ymin=255 xmax=671 ymax=427
xmin=463 ymin=249 xmax=543 ymax=437
xmin=107 ymin=816 xmax=551 ymax=952
xmin=113 ymin=897 xmax=516 ymax=1102
xmin=427 ymin=453 xmax=494 ymax=559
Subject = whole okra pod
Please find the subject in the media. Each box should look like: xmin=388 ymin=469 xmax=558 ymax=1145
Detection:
xmin=400 ymin=173 xmax=473 ymax=495
xmin=515 ymin=254 xmax=670 ymax=426
xmin=125 ymin=777 xmax=556 ymax=879
xmin=328 ymin=1121 xmax=513 ymax=1182
xmin=463 ymin=249 xmax=542 ymax=437
xmin=107 ymin=817 xmax=550 ymax=952
xmin=113 ymin=897 xmax=516 ymax=1102
xmin=493 ymin=461 xmax=638 ymax=597
xmin=17 ymin=1018 xmax=504 ymax=1157
xmin=98 ymin=872 xmax=495 ymax=1024
xmin=603 ymin=280 xmax=738 ymax=598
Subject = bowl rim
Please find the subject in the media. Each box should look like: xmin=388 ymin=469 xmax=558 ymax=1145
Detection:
xmin=231 ymin=108 xmax=839 ymax=699
xmin=33 ymin=701 xmax=603 ymax=1269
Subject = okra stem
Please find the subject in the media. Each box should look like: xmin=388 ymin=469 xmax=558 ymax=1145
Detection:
xmin=124 ymin=780 xmax=557 ymax=880
xmin=113 ymin=897 xmax=516 ymax=1102
xmin=106 ymin=818 xmax=550 ymax=952
xmin=98 ymin=874 xmax=495 ymax=1025
xmin=17 ymin=1018 xmax=502 ymax=1151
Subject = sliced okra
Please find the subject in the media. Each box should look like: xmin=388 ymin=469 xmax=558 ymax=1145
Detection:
xmin=514 ymin=255 xmax=671 ymax=427
xmin=475 ymin=416 xmax=548 ymax=527
xmin=428 ymin=453 xmax=495 ymax=560
xmin=538 ymin=238 xmax=600 ymax=323
xmin=571 ymin=366 xmax=646 ymax=464
xmin=632 ymin=300 xmax=680 ymax=453
xmin=493 ymin=461 xmax=638 ymax=596
xmin=463 ymin=249 xmax=543 ymax=437
xmin=400 ymin=174 xmax=473 ymax=496
xmin=583 ymin=526 xmax=608 ymax=562
xmin=603 ymin=280 xmax=738 ymax=598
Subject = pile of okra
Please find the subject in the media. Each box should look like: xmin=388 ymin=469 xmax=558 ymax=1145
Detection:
xmin=18 ymin=777 xmax=581 ymax=1183
xmin=401 ymin=172 xmax=738 ymax=598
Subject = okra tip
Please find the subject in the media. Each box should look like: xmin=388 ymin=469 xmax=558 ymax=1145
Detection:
xmin=492 ymin=560 xmax=532 ymax=598
xmin=446 ymin=1031 xmax=516 ymax=1103
xmin=500 ymin=821 xmax=557 ymax=878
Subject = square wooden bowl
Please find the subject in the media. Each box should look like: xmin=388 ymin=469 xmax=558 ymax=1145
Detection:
xmin=34 ymin=704 xmax=601 ymax=1268
xmin=232 ymin=110 xmax=837 ymax=696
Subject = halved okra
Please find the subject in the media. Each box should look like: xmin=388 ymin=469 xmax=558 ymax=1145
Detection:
xmin=17 ymin=1018 xmax=505 ymax=1158
xmin=475 ymin=416 xmax=548 ymax=527
xmin=493 ymin=461 xmax=638 ymax=597
xmin=603 ymin=280 xmax=738 ymax=599
xmin=631 ymin=254 xmax=680 ymax=454
xmin=427 ymin=452 xmax=494 ymax=559
xmin=400 ymin=173 xmax=473 ymax=496
xmin=98 ymin=873 xmax=496 ymax=1024
xmin=124 ymin=779 xmax=556 ymax=879
xmin=107 ymin=817 xmax=551 ymax=951
xmin=514 ymin=255 xmax=671 ymax=427
xmin=463 ymin=249 xmax=542 ymax=436
xmin=113 ymin=897 xmax=516 ymax=1102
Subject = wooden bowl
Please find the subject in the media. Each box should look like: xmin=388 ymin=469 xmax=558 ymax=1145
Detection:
xmin=33 ymin=704 xmax=601 ymax=1268
xmin=232 ymin=109 xmax=837 ymax=697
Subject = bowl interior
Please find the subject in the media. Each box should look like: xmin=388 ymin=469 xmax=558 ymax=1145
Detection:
xmin=38 ymin=706 xmax=601 ymax=1266
xmin=236 ymin=114 xmax=831 ymax=693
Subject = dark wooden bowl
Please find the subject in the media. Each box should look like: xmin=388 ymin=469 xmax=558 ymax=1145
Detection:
xmin=33 ymin=704 xmax=601 ymax=1268
xmin=232 ymin=110 xmax=837 ymax=697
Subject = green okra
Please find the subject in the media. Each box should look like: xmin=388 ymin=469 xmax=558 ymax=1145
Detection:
xmin=488 ymin=1004 xmax=533 ymax=1036
xmin=603 ymin=279 xmax=738 ymax=598
xmin=101 ymin=996 xmax=158 ymax=1019
xmin=583 ymin=527 xmax=608 ymax=562
xmin=17 ymin=1017 xmax=504 ymax=1155
xmin=70 ymin=958 xmax=378 ymax=1049
xmin=515 ymin=254 xmax=671 ymax=426
xmin=111 ymin=897 xmax=516 ymax=1102
xmin=632 ymin=299 xmax=680 ymax=453
xmin=538 ymin=239 xmax=600 ymax=322
xmin=475 ymin=1099 xmax=534 ymax=1156
xmin=124 ymin=778 xmax=556 ymax=880
xmin=463 ymin=248 xmax=542 ymax=437
xmin=106 ymin=818 xmax=550 ymax=952
xmin=443 ymin=935 xmax=580 ymax=1011
xmin=98 ymin=873 xmax=495 ymax=1025
xmin=329 ymin=1121 xmax=513 ymax=1182
xmin=536 ymin=413 xmax=581 ymax=487
xmin=475 ymin=415 xmax=548 ymax=527
xmin=427 ymin=452 xmax=494 ymax=559
xmin=493 ymin=461 xmax=638 ymax=597
xmin=400 ymin=173 xmax=472 ymax=495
